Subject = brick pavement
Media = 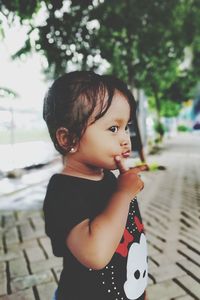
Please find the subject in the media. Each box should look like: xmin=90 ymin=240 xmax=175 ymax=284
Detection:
xmin=140 ymin=133 xmax=200 ymax=300
xmin=0 ymin=133 xmax=200 ymax=299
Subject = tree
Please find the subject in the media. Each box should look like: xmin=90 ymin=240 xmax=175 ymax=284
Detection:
xmin=0 ymin=0 xmax=40 ymax=20
xmin=1 ymin=0 xmax=200 ymax=115
xmin=1 ymin=0 xmax=97 ymax=78
xmin=0 ymin=0 xmax=199 ymax=86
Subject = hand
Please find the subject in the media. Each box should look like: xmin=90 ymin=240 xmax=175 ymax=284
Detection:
xmin=115 ymin=156 xmax=148 ymax=198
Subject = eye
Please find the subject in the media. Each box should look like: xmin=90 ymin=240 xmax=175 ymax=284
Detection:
xmin=109 ymin=126 xmax=119 ymax=133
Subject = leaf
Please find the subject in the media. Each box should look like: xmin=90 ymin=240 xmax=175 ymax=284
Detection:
xmin=11 ymin=38 xmax=32 ymax=59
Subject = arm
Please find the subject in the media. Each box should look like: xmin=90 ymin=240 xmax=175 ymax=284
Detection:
xmin=66 ymin=157 xmax=147 ymax=270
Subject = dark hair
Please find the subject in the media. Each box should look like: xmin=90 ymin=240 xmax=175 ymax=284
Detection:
xmin=43 ymin=71 xmax=136 ymax=155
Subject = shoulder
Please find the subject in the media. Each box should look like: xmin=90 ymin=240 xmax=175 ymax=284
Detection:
xmin=46 ymin=173 xmax=86 ymax=194
xmin=43 ymin=174 xmax=84 ymax=214
xmin=48 ymin=173 xmax=72 ymax=187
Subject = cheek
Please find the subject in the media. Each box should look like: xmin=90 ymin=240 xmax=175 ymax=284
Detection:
xmin=109 ymin=147 xmax=122 ymax=159
xmin=108 ymin=139 xmax=121 ymax=152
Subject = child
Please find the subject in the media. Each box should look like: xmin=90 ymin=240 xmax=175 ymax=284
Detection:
xmin=43 ymin=71 xmax=148 ymax=300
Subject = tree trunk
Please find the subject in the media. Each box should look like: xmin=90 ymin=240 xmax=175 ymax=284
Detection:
xmin=152 ymin=84 xmax=164 ymax=142
xmin=152 ymin=84 xmax=161 ymax=122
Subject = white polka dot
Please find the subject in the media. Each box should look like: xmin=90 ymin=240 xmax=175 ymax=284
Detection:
xmin=102 ymin=281 xmax=105 ymax=284
xmin=108 ymin=289 xmax=111 ymax=293
xmin=111 ymin=265 xmax=114 ymax=268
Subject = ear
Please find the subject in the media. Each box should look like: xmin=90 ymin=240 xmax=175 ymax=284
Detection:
xmin=56 ymin=127 xmax=70 ymax=152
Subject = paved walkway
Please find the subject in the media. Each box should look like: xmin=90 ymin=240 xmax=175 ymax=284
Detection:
xmin=0 ymin=133 xmax=200 ymax=299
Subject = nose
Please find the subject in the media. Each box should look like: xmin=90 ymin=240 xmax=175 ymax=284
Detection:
xmin=121 ymin=139 xmax=129 ymax=146
xmin=120 ymin=132 xmax=131 ymax=147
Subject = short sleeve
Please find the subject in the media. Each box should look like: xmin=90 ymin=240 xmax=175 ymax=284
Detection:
xmin=43 ymin=175 xmax=90 ymax=257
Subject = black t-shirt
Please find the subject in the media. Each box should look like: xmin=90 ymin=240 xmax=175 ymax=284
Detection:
xmin=43 ymin=170 xmax=148 ymax=300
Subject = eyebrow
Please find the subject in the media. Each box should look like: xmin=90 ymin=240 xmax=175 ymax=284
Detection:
xmin=112 ymin=118 xmax=131 ymax=124
xmin=113 ymin=118 xmax=131 ymax=122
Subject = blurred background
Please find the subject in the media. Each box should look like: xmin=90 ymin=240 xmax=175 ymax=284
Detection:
xmin=0 ymin=1 xmax=200 ymax=300
xmin=1 ymin=0 xmax=200 ymax=174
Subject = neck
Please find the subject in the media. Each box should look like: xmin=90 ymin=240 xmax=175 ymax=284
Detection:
xmin=62 ymin=157 xmax=104 ymax=181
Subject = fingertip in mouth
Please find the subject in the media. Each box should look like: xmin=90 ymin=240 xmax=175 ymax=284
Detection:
xmin=114 ymin=155 xmax=121 ymax=161
xmin=122 ymin=151 xmax=130 ymax=158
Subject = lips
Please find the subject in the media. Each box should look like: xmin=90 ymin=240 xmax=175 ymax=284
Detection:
xmin=122 ymin=151 xmax=130 ymax=158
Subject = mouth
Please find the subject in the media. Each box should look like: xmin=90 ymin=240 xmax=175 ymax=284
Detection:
xmin=122 ymin=150 xmax=131 ymax=158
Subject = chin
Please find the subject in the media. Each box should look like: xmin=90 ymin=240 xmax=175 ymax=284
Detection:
xmin=101 ymin=159 xmax=118 ymax=171
xmin=105 ymin=163 xmax=118 ymax=171
xmin=110 ymin=166 xmax=118 ymax=171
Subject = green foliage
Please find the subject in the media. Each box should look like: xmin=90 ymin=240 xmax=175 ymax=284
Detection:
xmin=0 ymin=25 xmax=4 ymax=40
xmin=154 ymin=122 xmax=165 ymax=136
xmin=177 ymin=124 xmax=190 ymax=132
xmin=0 ymin=0 xmax=41 ymax=20
xmin=11 ymin=38 xmax=32 ymax=59
xmin=148 ymin=97 xmax=181 ymax=118
xmin=1 ymin=0 xmax=200 ymax=117
xmin=160 ymin=100 xmax=181 ymax=118
xmin=0 ymin=87 xmax=19 ymax=98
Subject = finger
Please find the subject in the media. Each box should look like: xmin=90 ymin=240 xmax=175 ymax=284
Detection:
xmin=115 ymin=155 xmax=128 ymax=174
xmin=140 ymin=181 xmax=144 ymax=191
xmin=128 ymin=164 xmax=149 ymax=174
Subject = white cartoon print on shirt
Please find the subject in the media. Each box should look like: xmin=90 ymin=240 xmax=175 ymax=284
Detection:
xmin=124 ymin=233 xmax=148 ymax=299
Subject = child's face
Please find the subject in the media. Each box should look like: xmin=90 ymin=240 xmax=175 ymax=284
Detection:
xmin=72 ymin=91 xmax=131 ymax=172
